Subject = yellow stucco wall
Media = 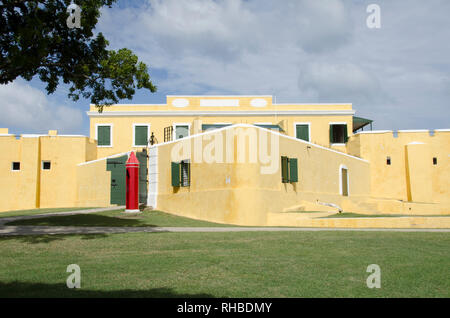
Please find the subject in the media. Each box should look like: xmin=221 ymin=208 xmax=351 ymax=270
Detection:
xmin=0 ymin=132 xmax=99 ymax=212
xmin=76 ymin=159 xmax=111 ymax=207
xmin=347 ymin=130 xmax=450 ymax=204
xmin=154 ymin=125 xmax=371 ymax=226
xmin=0 ymin=135 xmax=40 ymax=211
xmin=88 ymin=96 xmax=354 ymax=158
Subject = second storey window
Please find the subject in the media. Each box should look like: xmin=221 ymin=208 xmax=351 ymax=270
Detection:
xmin=295 ymin=123 xmax=310 ymax=142
xmin=329 ymin=124 xmax=348 ymax=144
xmin=97 ymin=125 xmax=112 ymax=147
xmin=174 ymin=124 xmax=189 ymax=140
xmin=133 ymin=124 xmax=149 ymax=147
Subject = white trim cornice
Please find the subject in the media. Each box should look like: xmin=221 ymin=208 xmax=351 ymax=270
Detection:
xmin=87 ymin=110 xmax=356 ymax=117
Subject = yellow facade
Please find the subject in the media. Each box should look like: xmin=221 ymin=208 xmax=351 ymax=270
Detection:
xmin=0 ymin=129 xmax=110 ymax=211
xmin=153 ymin=125 xmax=371 ymax=225
xmin=88 ymin=96 xmax=353 ymax=157
xmin=1 ymin=95 xmax=448 ymax=228
xmin=347 ymin=130 xmax=449 ymax=204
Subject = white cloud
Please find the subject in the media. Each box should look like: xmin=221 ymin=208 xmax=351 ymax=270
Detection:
xmin=0 ymin=81 xmax=83 ymax=134
xmin=95 ymin=0 xmax=450 ymax=129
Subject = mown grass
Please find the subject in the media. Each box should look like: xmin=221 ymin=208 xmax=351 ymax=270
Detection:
xmin=0 ymin=230 xmax=448 ymax=297
xmin=0 ymin=207 xmax=98 ymax=218
xmin=6 ymin=210 xmax=233 ymax=227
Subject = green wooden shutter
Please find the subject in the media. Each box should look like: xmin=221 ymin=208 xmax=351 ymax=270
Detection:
xmin=135 ymin=126 xmax=148 ymax=146
xmin=281 ymin=156 xmax=289 ymax=183
xmin=289 ymin=158 xmax=298 ymax=182
xmin=98 ymin=126 xmax=111 ymax=146
xmin=171 ymin=162 xmax=180 ymax=187
xmin=296 ymin=125 xmax=309 ymax=141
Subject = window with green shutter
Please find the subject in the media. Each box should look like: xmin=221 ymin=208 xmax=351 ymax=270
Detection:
xmin=134 ymin=125 xmax=148 ymax=146
xmin=281 ymin=156 xmax=298 ymax=183
xmin=281 ymin=156 xmax=289 ymax=183
xmin=175 ymin=125 xmax=189 ymax=140
xmin=180 ymin=160 xmax=190 ymax=187
xmin=172 ymin=161 xmax=190 ymax=187
xmin=295 ymin=124 xmax=310 ymax=142
xmin=289 ymin=158 xmax=298 ymax=182
xmin=171 ymin=162 xmax=180 ymax=187
xmin=329 ymin=124 xmax=348 ymax=144
xmin=97 ymin=125 xmax=111 ymax=146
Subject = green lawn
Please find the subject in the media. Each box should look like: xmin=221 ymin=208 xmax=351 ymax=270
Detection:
xmin=0 ymin=207 xmax=98 ymax=218
xmin=6 ymin=210 xmax=233 ymax=227
xmin=0 ymin=230 xmax=448 ymax=297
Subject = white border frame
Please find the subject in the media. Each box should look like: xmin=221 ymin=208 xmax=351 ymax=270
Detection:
xmin=42 ymin=160 xmax=51 ymax=171
xmin=329 ymin=121 xmax=348 ymax=146
xmin=293 ymin=122 xmax=311 ymax=142
xmin=11 ymin=161 xmax=21 ymax=172
xmin=132 ymin=123 xmax=151 ymax=147
xmin=172 ymin=123 xmax=191 ymax=141
xmin=339 ymin=164 xmax=350 ymax=196
xmin=95 ymin=123 xmax=113 ymax=147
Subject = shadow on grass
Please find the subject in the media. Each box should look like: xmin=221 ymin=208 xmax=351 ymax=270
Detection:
xmin=0 ymin=233 xmax=112 ymax=244
xmin=5 ymin=214 xmax=157 ymax=228
xmin=0 ymin=281 xmax=216 ymax=298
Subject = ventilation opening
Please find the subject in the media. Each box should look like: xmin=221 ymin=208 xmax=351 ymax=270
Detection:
xmin=433 ymin=157 xmax=437 ymax=165
xmin=12 ymin=162 xmax=20 ymax=171
xmin=387 ymin=157 xmax=391 ymax=165
xmin=42 ymin=161 xmax=51 ymax=170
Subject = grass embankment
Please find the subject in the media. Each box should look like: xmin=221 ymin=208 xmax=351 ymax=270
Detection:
xmin=6 ymin=210 xmax=232 ymax=227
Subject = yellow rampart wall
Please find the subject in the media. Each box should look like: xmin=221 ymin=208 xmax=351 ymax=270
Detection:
xmin=0 ymin=131 xmax=99 ymax=212
xmin=154 ymin=125 xmax=371 ymax=226
xmin=347 ymin=130 xmax=450 ymax=204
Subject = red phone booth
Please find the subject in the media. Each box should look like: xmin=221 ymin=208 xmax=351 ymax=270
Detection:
xmin=125 ymin=152 xmax=140 ymax=213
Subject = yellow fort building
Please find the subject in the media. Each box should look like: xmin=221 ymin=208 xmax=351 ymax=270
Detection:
xmin=1 ymin=95 xmax=449 ymax=228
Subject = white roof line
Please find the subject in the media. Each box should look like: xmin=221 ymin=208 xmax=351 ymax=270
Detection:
xmin=166 ymin=95 xmax=273 ymax=97
xmin=90 ymin=104 xmax=166 ymax=107
xmin=273 ymin=103 xmax=352 ymax=106
xmin=149 ymin=123 xmax=369 ymax=163
xmin=77 ymin=151 xmax=131 ymax=166
xmin=86 ymin=110 xmax=356 ymax=117
xmin=354 ymin=130 xmax=392 ymax=135
xmin=21 ymin=134 xmax=87 ymax=138
xmin=355 ymin=129 xmax=450 ymax=135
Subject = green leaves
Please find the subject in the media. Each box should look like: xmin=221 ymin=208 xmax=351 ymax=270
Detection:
xmin=0 ymin=0 xmax=156 ymax=110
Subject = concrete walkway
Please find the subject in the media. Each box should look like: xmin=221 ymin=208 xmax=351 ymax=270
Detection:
xmin=0 ymin=207 xmax=449 ymax=236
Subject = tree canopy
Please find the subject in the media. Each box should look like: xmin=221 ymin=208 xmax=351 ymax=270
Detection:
xmin=0 ymin=0 xmax=157 ymax=111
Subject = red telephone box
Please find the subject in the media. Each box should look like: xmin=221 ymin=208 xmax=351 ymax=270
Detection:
xmin=125 ymin=152 xmax=140 ymax=213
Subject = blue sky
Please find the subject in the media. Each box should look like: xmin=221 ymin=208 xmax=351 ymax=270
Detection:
xmin=1 ymin=0 xmax=449 ymax=136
